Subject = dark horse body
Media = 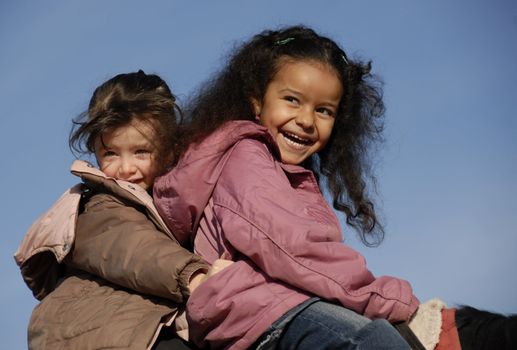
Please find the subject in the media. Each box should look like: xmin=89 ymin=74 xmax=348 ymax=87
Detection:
xmin=397 ymin=305 xmax=517 ymax=350
xmin=456 ymin=305 xmax=517 ymax=350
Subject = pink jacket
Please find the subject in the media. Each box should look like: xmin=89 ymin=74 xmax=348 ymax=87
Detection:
xmin=154 ymin=120 xmax=419 ymax=350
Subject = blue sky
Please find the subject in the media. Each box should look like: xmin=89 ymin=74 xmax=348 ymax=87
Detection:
xmin=1 ymin=1 xmax=516 ymax=348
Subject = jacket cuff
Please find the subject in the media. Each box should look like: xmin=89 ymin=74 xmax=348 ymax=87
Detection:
xmin=406 ymin=294 xmax=421 ymax=321
xmin=388 ymin=293 xmax=420 ymax=323
xmin=179 ymin=262 xmax=209 ymax=299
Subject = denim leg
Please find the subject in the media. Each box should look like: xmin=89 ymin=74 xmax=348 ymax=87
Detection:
xmin=254 ymin=297 xmax=320 ymax=350
xmin=276 ymin=301 xmax=410 ymax=350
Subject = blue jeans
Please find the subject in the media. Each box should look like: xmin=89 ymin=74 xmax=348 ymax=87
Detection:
xmin=254 ymin=300 xmax=410 ymax=350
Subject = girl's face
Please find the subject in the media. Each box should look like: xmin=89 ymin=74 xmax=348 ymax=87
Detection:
xmin=94 ymin=119 xmax=159 ymax=190
xmin=253 ymin=59 xmax=342 ymax=165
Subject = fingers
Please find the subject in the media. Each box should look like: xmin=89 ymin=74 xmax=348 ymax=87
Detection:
xmin=188 ymin=271 xmax=207 ymax=293
xmin=206 ymin=258 xmax=234 ymax=278
xmin=213 ymin=258 xmax=234 ymax=269
xmin=220 ymin=251 xmax=232 ymax=259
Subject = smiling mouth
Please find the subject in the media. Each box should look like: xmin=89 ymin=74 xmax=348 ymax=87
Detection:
xmin=281 ymin=131 xmax=314 ymax=148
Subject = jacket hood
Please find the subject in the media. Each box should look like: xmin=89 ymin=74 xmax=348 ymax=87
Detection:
xmin=153 ymin=121 xmax=277 ymax=246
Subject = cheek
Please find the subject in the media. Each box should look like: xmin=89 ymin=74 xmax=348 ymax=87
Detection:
xmin=100 ymin=163 xmax=117 ymax=178
xmin=143 ymin=160 xmax=158 ymax=177
xmin=319 ymin=120 xmax=336 ymax=144
xmin=260 ymin=103 xmax=286 ymax=127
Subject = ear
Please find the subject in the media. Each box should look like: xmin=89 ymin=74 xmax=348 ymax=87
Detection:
xmin=250 ymin=97 xmax=261 ymax=115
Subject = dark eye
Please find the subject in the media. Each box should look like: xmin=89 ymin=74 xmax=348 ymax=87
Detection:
xmin=316 ymin=107 xmax=335 ymax=117
xmin=284 ymin=96 xmax=299 ymax=105
xmin=103 ymin=150 xmax=116 ymax=157
xmin=135 ymin=149 xmax=152 ymax=158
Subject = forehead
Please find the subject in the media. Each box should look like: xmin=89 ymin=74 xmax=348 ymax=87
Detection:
xmin=275 ymin=56 xmax=340 ymax=76
xmin=270 ymin=59 xmax=343 ymax=100
xmin=98 ymin=119 xmax=157 ymax=146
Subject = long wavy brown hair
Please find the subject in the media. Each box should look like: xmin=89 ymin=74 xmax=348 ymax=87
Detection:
xmin=183 ymin=26 xmax=386 ymax=245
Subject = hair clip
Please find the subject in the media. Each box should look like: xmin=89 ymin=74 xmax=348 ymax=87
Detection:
xmin=275 ymin=37 xmax=295 ymax=45
xmin=341 ymin=54 xmax=349 ymax=65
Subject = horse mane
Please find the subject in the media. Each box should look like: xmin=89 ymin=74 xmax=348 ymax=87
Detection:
xmin=456 ymin=305 xmax=517 ymax=350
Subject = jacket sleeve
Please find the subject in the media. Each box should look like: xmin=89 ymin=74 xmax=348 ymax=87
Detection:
xmin=66 ymin=193 xmax=208 ymax=302
xmin=212 ymin=139 xmax=419 ymax=322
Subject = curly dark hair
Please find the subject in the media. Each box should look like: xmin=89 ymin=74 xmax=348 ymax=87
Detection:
xmin=185 ymin=26 xmax=386 ymax=245
xmin=69 ymin=70 xmax=182 ymax=176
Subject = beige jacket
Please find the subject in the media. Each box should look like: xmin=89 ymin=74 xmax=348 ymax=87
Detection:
xmin=15 ymin=160 xmax=207 ymax=349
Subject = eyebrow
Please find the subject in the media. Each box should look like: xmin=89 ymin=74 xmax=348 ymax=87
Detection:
xmin=278 ymin=87 xmax=340 ymax=108
xmin=98 ymin=140 xmax=154 ymax=150
xmin=278 ymin=87 xmax=301 ymax=95
xmin=132 ymin=141 xmax=153 ymax=147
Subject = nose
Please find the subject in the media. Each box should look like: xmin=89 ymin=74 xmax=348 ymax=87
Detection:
xmin=295 ymin=108 xmax=315 ymax=130
xmin=118 ymin=157 xmax=137 ymax=179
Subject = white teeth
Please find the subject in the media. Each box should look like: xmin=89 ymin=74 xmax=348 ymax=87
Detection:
xmin=281 ymin=132 xmax=313 ymax=150
xmin=283 ymin=131 xmax=310 ymax=144
xmin=284 ymin=137 xmax=301 ymax=147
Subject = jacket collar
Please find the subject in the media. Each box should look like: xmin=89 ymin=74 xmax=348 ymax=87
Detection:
xmin=71 ymin=160 xmax=172 ymax=237
xmin=154 ymin=120 xmax=318 ymax=245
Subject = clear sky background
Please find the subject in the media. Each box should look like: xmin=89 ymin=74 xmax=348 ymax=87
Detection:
xmin=1 ymin=1 xmax=516 ymax=348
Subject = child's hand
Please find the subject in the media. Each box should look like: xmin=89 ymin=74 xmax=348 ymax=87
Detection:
xmin=188 ymin=272 xmax=207 ymax=293
xmin=188 ymin=258 xmax=234 ymax=294
xmin=207 ymin=258 xmax=234 ymax=278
